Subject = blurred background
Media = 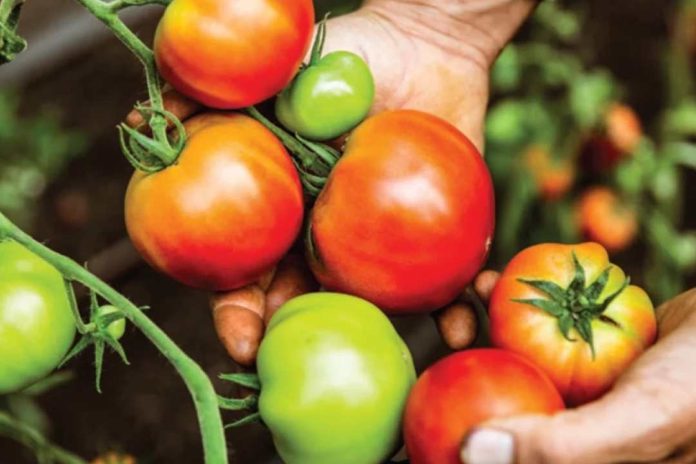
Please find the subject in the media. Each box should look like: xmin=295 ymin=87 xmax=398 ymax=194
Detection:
xmin=0 ymin=0 xmax=693 ymax=462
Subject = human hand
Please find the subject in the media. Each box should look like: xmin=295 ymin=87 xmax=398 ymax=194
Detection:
xmin=460 ymin=286 xmax=696 ymax=464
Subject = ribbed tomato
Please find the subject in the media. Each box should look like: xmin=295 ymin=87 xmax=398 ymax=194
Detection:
xmin=489 ymin=242 xmax=657 ymax=406
xmin=154 ymin=0 xmax=314 ymax=109
xmin=125 ymin=113 xmax=304 ymax=290
xmin=308 ymin=110 xmax=495 ymax=314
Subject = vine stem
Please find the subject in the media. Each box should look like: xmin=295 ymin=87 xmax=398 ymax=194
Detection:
xmin=0 ymin=0 xmax=16 ymax=23
xmin=0 ymin=212 xmax=228 ymax=464
xmin=0 ymin=411 xmax=88 ymax=464
xmin=75 ymin=0 xmax=175 ymax=165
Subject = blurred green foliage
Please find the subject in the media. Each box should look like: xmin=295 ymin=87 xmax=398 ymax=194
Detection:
xmin=486 ymin=0 xmax=696 ymax=302
xmin=0 ymin=92 xmax=86 ymax=228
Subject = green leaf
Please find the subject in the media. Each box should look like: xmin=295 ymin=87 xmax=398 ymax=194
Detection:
xmin=513 ymin=298 xmax=565 ymax=317
xmin=217 ymin=395 xmax=258 ymax=411
xmin=569 ymin=71 xmax=615 ymax=129
xmin=576 ymin=318 xmax=596 ymax=358
xmin=517 ymin=278 xmax=566 ymax=302
xmin=557 ymin=313 xmax=576 ymax=341
xmin=569 ymin=252 xmax=586 ymax=294
xmin=57 ymin=336 xmax=92 ymax=368
xmin=224 ymin=412 xmax=262 ymax=429
xmin=219 ymin=372 xmax=261 ymax=390
xmin=585 ymin=267 xmax=612 ymax=301
xmin=94 ymin=341 xmax=105 ymax=394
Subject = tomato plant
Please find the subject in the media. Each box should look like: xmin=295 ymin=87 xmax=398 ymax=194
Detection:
xmin=308 ymin=110 xmax=495 ymax=314
xmin=125 ymin=112 xmax=304 ymax=291
xmin=489 ymin=242 xmax=657 ymax=406
xmin=154 ymin=0 xmax=315 ymax=109
xmin=276 ymin=20 xmax=375 ymax=141
xmin=256 ymin=293 xmax=416 ymax=464
xmin=0 ymin=241 xmax=76 ymax=394
xmin=404 ymin=349 xmax=564 ymax=464
xmin=576 ymin=187 xmax=638 ymax=253
xmin=523 ymin=144 xmax=576 ymax=200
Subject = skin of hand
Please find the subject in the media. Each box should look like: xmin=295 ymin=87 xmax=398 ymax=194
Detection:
xmin=460 ymin=280 xmax=696 ymax=464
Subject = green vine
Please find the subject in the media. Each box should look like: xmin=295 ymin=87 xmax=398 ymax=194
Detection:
xmin=0 ymin=211 xmax=228 ymax=464
xmin=0 ymin=411 xmax=88 ymax=464
xmin=75 ymin=0 xmax=182 ymax=172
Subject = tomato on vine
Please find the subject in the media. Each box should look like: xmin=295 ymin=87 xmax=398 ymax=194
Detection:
xmin=576 ymin=186 xmax=638 ymax=253
xmin=489 ymin=242 xmax=657 ymax=406
xmin=253 ymin=293 xmax=416 ymax=464
xmin=125 ymin=113 xmax=304 ymax=291
xmin=0 ymin=241 xmax=76 ymax=394
xmin=308 ymin=110 xmax=495 ymax=314
xmin=276 ymin=19 xmax=375 ymax=141
xmin=404 ymin=349 xmax=564 ymax=464
xmin=154 ymin=0 xmax=315 ymax=109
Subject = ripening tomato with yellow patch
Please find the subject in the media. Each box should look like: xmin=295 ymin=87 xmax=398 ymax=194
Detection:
xmin=489 ymin=242 xmax=657 ymax=406
xmin=125 ymin=113 xmax=304 ymax=291
xmin=154 ymin=0 xmax=315 ymax=109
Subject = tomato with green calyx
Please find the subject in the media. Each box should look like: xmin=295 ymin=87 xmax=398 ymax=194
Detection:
xmin=404 ymin=349 xmax=564 ymax=464
xmin=0 ymin=241 xmax=76 ymax=394
xmin=257 ymin=293 xmax=416 ymax=464
xmin=489 ymin=242 xmax=657 ymax=406
xmin=96 ymin=305 xmax=126 ymax=341
xmin=154 ymin=0 xmax=314 ymax=109
xmin=308 ymin=110 xmax=495 ymax=314
xmin=125 ymin=113 xmax=304 ymax=291
xmin=276 ymin=21 xmax=374 ymax=141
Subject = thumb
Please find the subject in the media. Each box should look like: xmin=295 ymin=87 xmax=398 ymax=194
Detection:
xmin=460 ymin=385 xmax=680 ymax=464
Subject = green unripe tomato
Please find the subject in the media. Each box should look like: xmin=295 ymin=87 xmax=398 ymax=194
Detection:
xmin=97 ymin=305 xmax=126 ymax=341
xmin=257 ymin=292 xmax=415 ymax=464
xmin=276 ymin=51 xmax=375 ymax=141
xmin=0 ymin=241 xmax=76 ymax=394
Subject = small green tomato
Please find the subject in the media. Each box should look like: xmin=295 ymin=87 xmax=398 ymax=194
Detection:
xmin=276 ymin=50 xmax=375 ymax=141
xmin=97 ymin=305 xmax=126 ymax=341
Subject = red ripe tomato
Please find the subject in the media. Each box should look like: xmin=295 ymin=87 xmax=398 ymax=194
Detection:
xmin=154 ymin=0 xmax=315 ymax=109
xmin=489 ymin=243 xmax=657 ymax=406
xmin=125 ymin=113 xmax=304 ymax=290
xmin=308 ymin=110 xmax=495 ymax=314
xmin=576 ymin=187 xmax=638 ymax=253
xmin=404 ymin=349 xmax=564 ymax=464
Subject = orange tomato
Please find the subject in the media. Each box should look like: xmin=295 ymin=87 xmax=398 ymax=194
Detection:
xmin=125 ymin=113 xmax=304 ymax=290
xmin=523 ymin=145 xmax=575 ymax=200
xmin=154 ymin=0 xmax=314 ymax=108
xmin=91 ymin=453 xmax=136 ymax=464
xmin=309 ymin=110 xmax=495 ymax=314
xmin=489 ymin=242 xmax=657 ymax=406
xmin=576 ymin=186 xmax=638 ymax=253
xmin=605 ymin=103 xmax=642 ymax=155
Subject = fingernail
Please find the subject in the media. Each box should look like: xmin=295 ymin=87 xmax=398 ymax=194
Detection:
xmin=460 ymin=428 xmax=515 ymax=464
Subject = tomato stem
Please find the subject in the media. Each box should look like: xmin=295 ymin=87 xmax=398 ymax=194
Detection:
xmin=75 ymin=0 xmax=183 ymax=170
xmin=0 ymin=410 xmax=88 ymax=464
xmin=246 ymin=106 xmax=338 ymax=195
xmin=0 ymin=211 xmax=229 ymax=464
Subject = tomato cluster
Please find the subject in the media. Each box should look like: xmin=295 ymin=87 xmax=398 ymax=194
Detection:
xmin=0 ymin=1 xmax=659 ymax=463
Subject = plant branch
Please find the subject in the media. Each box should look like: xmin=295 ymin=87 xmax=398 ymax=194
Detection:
xmin=74 ymin=0 xmax=179 ymax=167
xmin=0 ymin=411 xmax=88 ymax=464
xmin=0 ymin=212 xmax=228 ymax=464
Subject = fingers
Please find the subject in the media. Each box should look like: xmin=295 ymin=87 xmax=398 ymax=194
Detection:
xmin=656 ymin=288 xmax=696 ymax=337
xmin=211 ymin=285 xmax=266 ymax=367
xmin=212 ymin=255 xmax=318 ymax=366
xmin=264 ymin=254 xmax=319 ymax=325
xmin=124 ymin=88 xmax=201 ymax=131
xmin=473 ymin=270 xmax=500 ymax=304
xmin=435 ymin=302 xmax=478 ymax=351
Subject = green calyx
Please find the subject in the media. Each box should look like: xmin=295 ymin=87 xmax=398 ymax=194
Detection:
xmin=514 ymin=253 xmax=629 ymax=357
xmin=217 ymin=372 xmax=263 ymax=429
